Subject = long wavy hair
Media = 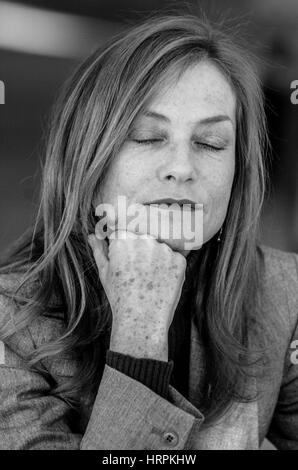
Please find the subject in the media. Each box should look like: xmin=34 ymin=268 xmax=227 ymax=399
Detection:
xmin=0 ymin=12 xmax=270 ymax=425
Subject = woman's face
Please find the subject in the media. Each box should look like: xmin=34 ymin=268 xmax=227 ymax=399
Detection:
xmin=96 ymin=60 xmax=236 ymax=257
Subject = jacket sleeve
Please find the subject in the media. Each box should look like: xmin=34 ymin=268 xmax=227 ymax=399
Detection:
xmin=0 ymin=276 xmax=204 ymax=451
xmin=105 ymin=349 xmax=174 ymax=399
xmin=0 ymin=339 xmax=204 ymax=450
xmin=81 ymin=364 xmax=204 ymax=450
xmin=267 ymin=252 xmax=298 ymax=450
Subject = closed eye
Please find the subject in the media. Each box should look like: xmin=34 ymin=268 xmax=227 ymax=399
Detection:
xmin=194 ymin=142 xmax=225 ymax=151
xmin=132 ymin=139 xmax=164 ymax=145
xmin=131 ymin=139 xmax=225 ymax=151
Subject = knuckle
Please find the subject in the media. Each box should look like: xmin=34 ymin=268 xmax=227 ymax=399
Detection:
xmin=159 ymin=241 xmax=172 ymax=255
xmin=175 ymin=252 xmax=187 ymax=266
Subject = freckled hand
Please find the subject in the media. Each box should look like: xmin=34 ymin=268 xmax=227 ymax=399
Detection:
xmin=88 ymin=230 xmax=187 ymax=360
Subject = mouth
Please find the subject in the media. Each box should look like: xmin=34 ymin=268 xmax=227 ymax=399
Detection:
xmin=145 ymin=198 xmax=198 ymax=210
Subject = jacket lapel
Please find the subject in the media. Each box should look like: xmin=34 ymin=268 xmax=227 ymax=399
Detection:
xmin=187 ymin=315 xmax=259 ymax=449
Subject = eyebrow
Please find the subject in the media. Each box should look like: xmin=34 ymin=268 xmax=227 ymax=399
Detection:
xmin=143 ymin=110 xmax=234 ymax=128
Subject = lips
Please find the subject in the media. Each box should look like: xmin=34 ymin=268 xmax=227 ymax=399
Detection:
xmin=145 ymin=198 xmax=198 ymax=209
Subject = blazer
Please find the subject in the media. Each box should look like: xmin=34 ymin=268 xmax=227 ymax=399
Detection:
xmin=0 ymin=243 xmax=297 ymax=450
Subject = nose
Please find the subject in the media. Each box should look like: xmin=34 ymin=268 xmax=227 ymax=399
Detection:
xmin=156 ymin=142 xmax=197 ymax=184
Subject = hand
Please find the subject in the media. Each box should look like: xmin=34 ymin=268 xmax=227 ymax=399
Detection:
xmin=88 ymin=229 xmax=187 ymax=361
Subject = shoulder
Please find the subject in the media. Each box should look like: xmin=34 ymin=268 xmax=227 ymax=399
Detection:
xmin=255 ymin=243 xmax=298 ymax=338
xmin=0 ymin=270 xmax=39 ymax=328
xmin=0 ymin=271 xmax=75 ymax=377
xmin=256 ymin=243 xmax=298 ymax=280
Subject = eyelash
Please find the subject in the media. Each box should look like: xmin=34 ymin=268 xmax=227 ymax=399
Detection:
xmin=132 ymin=139 xmax=224 ymax=151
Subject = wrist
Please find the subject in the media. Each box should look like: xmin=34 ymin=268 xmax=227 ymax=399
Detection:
xmin=109 ymin=336 xmax=168 ymax=361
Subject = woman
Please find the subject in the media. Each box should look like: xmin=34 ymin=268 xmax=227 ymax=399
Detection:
xmin=0 ymin=13 xmax=297 ymax=450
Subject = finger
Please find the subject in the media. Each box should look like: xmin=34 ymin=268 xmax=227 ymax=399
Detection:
xmin=109 ymin=229 xmax=138 ymax=240
xmin=109 ymin=230 xmax=156 ymax=244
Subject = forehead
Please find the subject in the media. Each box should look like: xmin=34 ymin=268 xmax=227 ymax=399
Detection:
xmin=145 ymin=60 xmax=237 ymax=126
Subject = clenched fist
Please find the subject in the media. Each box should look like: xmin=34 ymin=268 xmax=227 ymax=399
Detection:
xmin=88 ymin=230 xmax=187 ymax=361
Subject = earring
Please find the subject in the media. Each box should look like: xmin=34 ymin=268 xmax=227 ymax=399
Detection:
xmin=217 ymin=227 xmax=223 ymax=243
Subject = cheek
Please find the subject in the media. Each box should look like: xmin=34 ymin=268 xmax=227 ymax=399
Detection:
xmin=215 ymin=169 xmax=234 ymax=201
xmin=100 ymin=153 xmax=151 ymax=203
xmin=99 ymin=164 xmax=123 ymax=204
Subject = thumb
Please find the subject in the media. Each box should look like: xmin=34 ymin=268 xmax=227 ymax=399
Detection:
xmin=88 ymin=234 xmax=109 ymax=276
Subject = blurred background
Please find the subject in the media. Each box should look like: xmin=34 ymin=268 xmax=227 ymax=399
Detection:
xmin=0 ymin=0 xmax=297 ymax=450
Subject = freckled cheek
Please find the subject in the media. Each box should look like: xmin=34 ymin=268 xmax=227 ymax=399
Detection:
xmin=100 ymin=151 xmax=153 ymax=204
xmin=103 ymin=166 xmax=133 ymax=201
xmin=128 ymin=155 xmax=154 ymax=177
